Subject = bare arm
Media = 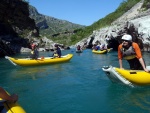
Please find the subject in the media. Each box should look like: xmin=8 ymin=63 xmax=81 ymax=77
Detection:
xmin=0 ymin=87 xmax=18 ymax=103
xmin=119 ymin=59 xmax=124 ymax=69
xmin=139 ymin=58 xmax=149 ymax=72
xmin=133 ymin=43 xmax=149 ymax=72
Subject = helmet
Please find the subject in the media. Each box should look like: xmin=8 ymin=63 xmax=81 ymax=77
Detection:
xmin=122 ymin=34 xmax=132 ymax=41
xmin=54 ymin=44 xmax=58 ymax=47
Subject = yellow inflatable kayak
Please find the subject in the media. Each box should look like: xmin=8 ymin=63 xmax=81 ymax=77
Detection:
xmin=102 ymin=65 xmax=150 ymax=87
xmin=5 ymin=54 xmax=73 ymax=66
xmin=0 ymin=96 xmax=26 ymax=113
xmin=92 ymin=50 xmax=107 ymax=54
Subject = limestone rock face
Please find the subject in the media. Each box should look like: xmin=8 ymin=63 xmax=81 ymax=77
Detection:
xmin=76 ymin=1 xmax=150 ymax=51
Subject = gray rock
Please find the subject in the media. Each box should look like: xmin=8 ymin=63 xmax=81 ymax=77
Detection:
xmin=75 ymin=0 xmax=150 ymax=51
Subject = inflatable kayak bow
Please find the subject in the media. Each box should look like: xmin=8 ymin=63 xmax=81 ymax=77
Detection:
xmin=0 ymin=94 xmax=26 ymax=113
xmin=102 ymin=65 xmax=150 ymax=87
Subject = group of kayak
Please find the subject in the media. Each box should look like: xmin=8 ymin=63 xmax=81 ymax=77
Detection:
xmin=76 ymin=44 xmax=113 ymax=54
xmin=5 ymin=42 xmax=150 ymax=88
xmin=3 ymin=34 xmax=150 ymax=112
xmin=5 ymin=45 xmax=111 ymax=67
xmin=90 ymin=34 xmax=150 ymax=87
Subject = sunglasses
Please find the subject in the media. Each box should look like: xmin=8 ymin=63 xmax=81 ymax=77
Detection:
xmin=122 ymin=40 xmax=129 ymax=42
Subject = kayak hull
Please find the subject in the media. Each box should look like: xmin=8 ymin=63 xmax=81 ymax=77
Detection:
xmin=92 ymin=50 xmax=107 ymax=54
xmin=5 ymin=54 xmax=73 ymax=66
xmin=1 ymin=102 xmax=26 ymax=113
xmin=102 ymin=66 xmax=150 ymax=87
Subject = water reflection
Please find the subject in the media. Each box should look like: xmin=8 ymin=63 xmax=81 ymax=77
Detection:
xmin=128 ymin=88 xmax=150 ymax=111
xmin=106 ymin=84 xmax=150 ymax=112
xmin=76 ymin=52 xmax=83 ymax=56
xmin=9 ymin=64 xmax=64 ymax=80
xmin=9 ymin=67 xmax=48 ymax=80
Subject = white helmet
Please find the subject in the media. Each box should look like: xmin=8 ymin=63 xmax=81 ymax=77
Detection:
xmin=122 ymin=34 xmax=132 ymax=41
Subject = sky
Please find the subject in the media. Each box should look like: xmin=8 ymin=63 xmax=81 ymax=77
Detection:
xmin=29 ymin=0 xmax=124 ymax=26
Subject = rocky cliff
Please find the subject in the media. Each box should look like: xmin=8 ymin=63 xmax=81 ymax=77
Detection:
xmin=0 ymin=0 xmax=38 ymax=36
xmin=1 ymin=0 xmax=150 ymax=57
xmin=29 ymin=6 xmax=85 ymax=36
xmin=75 ymin=0 xmax=150 ymax=51
xmin=0 ymin=0 xmax=38 ymax=57
xmin=0 ymin=0 xmax=86 ymax=57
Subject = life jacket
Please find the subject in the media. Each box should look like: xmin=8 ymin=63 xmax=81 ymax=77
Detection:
xmin=102 ymin=44 xmax=105 ymax=49
xmin=100 ymin=45 xmax=104 ymax=50
xmin=77 ymin=46 xmax=80 ymax=50
xmin=120 ymin=44 xmax=136 ymax=60
xmin=96 ymin=46 xmax=100 ymax=50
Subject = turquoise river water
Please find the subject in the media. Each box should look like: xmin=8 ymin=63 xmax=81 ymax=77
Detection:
xmin=1 ymin=49 xmax=150 ymax=113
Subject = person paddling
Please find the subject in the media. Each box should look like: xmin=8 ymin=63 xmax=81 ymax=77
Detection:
xmin=54 ymin=44 xmax=61 ymax=58
xmin=30 ymin=44 xmax=39 ymax=59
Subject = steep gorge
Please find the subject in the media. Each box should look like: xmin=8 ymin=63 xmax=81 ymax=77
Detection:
xmin=0 ymin=0 xmax=38 ymax=36
xmin=0 ymin=0 xmax=38 ymax=57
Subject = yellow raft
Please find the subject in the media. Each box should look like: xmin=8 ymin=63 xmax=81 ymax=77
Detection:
xmin=0 ymin=96 xmax=26 ymax=113
xmin=5 ymin=54 xmax=73 ymax=66
xmin=92 ymin=50 xmax=107 ymax=54
xmin=102 ymin=65 xmax=150 ymax=87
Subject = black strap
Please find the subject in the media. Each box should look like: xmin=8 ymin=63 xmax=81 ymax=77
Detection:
xmin=0 ymin=106 xmax=4 ymax=112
